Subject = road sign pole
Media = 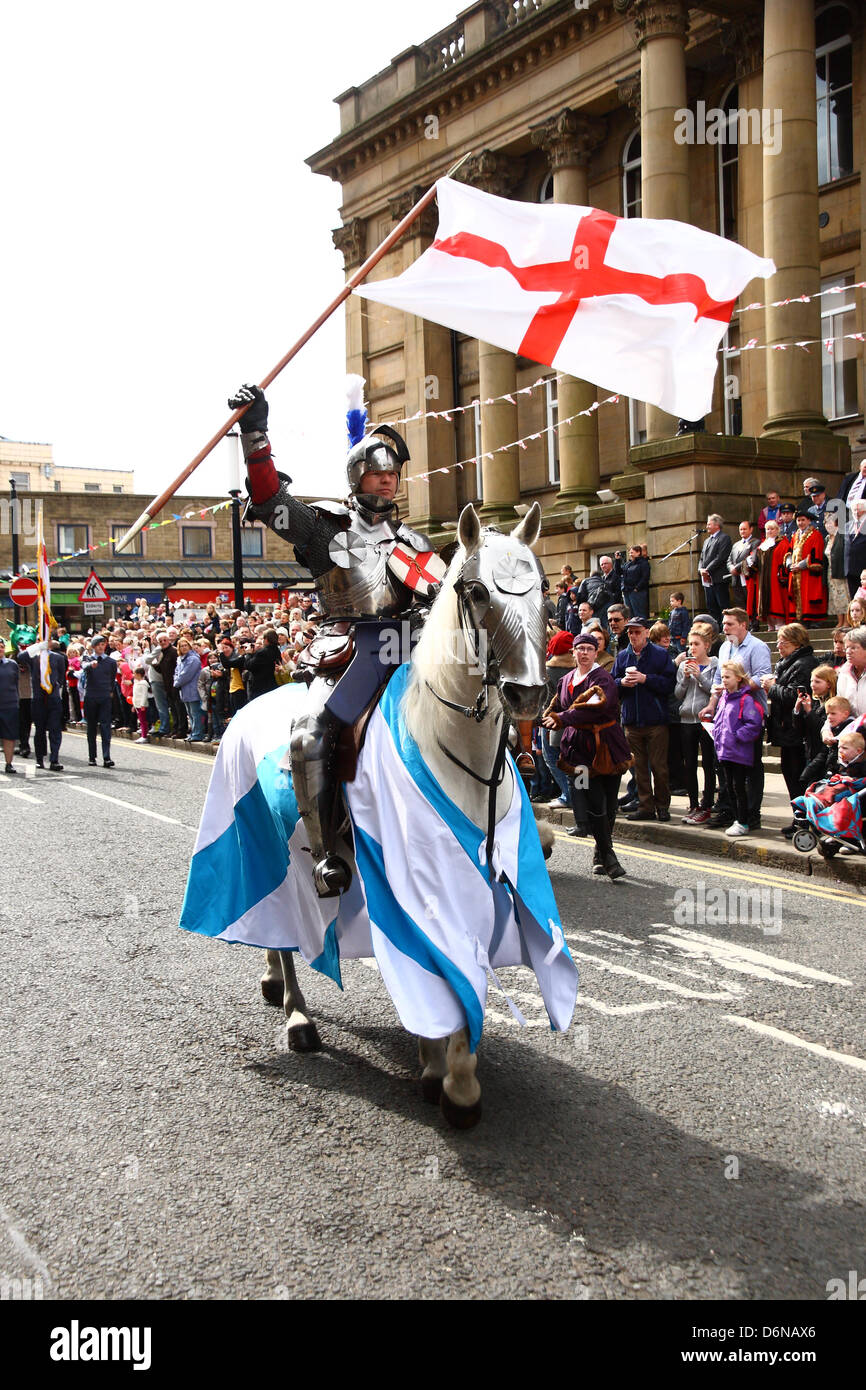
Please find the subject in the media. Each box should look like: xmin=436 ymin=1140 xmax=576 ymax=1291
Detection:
xmin=10 ymin=480 xmax=20 ymax=625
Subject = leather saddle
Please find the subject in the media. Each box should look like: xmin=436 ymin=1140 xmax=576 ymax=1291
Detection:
xmin=295 ymin=620 xmax=355 ymax=674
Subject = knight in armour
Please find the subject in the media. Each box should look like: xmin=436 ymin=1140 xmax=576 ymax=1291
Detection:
xmin=229 ymin=380 xmax=444 ymax=898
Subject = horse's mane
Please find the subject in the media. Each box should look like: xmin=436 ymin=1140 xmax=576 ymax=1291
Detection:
xmin=404 ymin=544 xmax=475 ymax=733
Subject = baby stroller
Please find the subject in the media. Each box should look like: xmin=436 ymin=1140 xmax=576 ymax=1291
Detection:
xmin=791 ymin=771 xmax=866 ymax=860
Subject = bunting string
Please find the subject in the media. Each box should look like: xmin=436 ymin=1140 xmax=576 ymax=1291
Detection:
xmin=47 ymin=499 xmax=234 ymax=568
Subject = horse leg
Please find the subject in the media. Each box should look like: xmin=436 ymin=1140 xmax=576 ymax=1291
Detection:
xmin=440 ymin=1026 xmax=482 ymax=1130
xmin=418 ymin=1036 xmax=448 ymax=1104
xmin=261 ymin=949 xmax=285 ymax=1007
xmin=278 ymin=950 xmax=322 ymax=1053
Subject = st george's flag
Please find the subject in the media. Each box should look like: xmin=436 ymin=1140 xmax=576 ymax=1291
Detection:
xmin=356 ymin=177 xmax=776 ymax=421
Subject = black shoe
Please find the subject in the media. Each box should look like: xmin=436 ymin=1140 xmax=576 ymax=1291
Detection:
xmin=567 ymin=824 xmax=589 ymax=838
xmin=604 ymin=851 xmax=627 ymax=880
xmin=49 ymin=762 xmax=63 ymax=772
xmin=656 ymin=808 xmax=671 ymax=822
xmin=4 ymin=764 xmax=17 ymax=775
xmin=17 ymin=747 xmax=29 ymax=758
xmin=669 ymin=788 xmax=689 ymax=798
xmin=89 ymin=759 xmax=97 ymax=766
xmin=618 ymin=793 xmax=636 ymax=809
xmin=780 ymin=822 xmax=796 ymax=839
xmin=619 ymin=800 xmax=639 ymax=815
xmin=707 ymin=813 xmax=733 ymax=829
xmin=626 ymin=809 xmax=656 ymax=821
xmin=35 ymin=761 xmax=45 ymax=769
xmin=103 ymin=759 xmax=115 ymax=768
xmin=748 ymin=819 xmax=762 ymax=830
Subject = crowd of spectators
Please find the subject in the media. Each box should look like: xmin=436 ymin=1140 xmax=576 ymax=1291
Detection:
xmin=2 ymin=594 xmax=322 ymax=768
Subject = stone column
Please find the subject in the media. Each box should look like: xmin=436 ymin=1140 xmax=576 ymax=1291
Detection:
xmin=332 ymin=218 xmax=367 ymax=381
xmin=622 ymin=0 xmax=690 ymax=441
xmin=387 ymin=189 xmax=458 ymax=534
xmin=531 ymin=109 xmax=607 ymax=511
xmin=761 ymin=0 xmax=827 ymax=436
xmin=459 ymin=150 xmax=523 ymax=525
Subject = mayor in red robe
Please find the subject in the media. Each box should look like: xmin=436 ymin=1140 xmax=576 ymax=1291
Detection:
xmin=785 ymin=510 xmax=826 ymax=623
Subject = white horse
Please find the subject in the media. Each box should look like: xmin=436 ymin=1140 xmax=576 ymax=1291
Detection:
xmin=185 ymin=502 xmax=575 ymax=1128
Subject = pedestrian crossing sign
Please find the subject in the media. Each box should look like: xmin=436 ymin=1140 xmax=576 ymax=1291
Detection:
xmin=78 ymin=571 xmax=111 ymax=602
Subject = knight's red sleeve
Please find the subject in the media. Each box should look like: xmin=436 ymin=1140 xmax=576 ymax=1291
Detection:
xmin=245 ymin=438 xmax=280 ymax=504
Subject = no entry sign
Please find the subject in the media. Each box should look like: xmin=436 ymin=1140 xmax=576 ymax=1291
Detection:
xmin=9 ymin=575 xmax=39 ymax=606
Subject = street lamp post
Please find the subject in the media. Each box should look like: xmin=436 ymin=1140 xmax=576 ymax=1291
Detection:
xmin=226 ymin=430 xmax=244 ymax=610
xmin=10 ymin=479 xmax=21 ymax=624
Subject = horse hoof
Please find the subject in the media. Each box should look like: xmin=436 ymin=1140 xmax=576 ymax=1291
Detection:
xmin=440 ymin=1090 xmax=482 ymax=1130
xmin=261 ymin=977 xmax=284 ymax=1007
xmin=288 ymin=1022 xmax=322 ymax=1053
xmin=420 ymin=1073 xmax=443 ymax=1105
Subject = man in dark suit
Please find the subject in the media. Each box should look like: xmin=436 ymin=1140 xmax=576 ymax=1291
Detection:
xmin=698 ymin=514 xmax=733 ymax=624
xmin=26 ymin=641 xmax=67 ymax=771
xmin=837 ymin=459 xmax=866 ymax=596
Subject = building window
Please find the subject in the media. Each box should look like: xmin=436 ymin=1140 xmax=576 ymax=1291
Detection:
xmin=539 ymin=172 xmax=554 ymax=204
xmin=182 ymin=526 xmax=213 ymax=557
xmin=110 ymin=523 xmax=143 ymax=557
xmin=721 ymin=325 xmax=743 ymax=437
xmin=623 ymin=130 xmax=643 ymax=442
xmin=240 ymin=526 xmax=264 ymax=558
xmin=622 ymin=129 xmax=641 ymax=220
xmin=54 ymin=481 xmax=61 ymax=492
xmin=472 ymin=400 xmax=483 ymax=501
xmin=718 ymin=83 xmax=739 ymax=242
xmin=113 ymin=485 xmax=123 ymax=493
xmin=628 ymin=398 xmax=647 ymax=448
xmin=816 ymin=5 xmax=854 ymax=184
xmin=821 ymin=273 xmax=859 ymax=420
xmin=10 ymin=471 xmax=30 ymax=489
xmin=84 ymin=482 xmax=101 ymax=492
xmin=544 ymin=377 xmax=560 ymax=485
xmin=58 ymin=524 xmax=88 ymax=555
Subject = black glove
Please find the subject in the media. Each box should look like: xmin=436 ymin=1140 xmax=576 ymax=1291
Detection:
xmin=228 ymin=383 xmax=268 ymax=434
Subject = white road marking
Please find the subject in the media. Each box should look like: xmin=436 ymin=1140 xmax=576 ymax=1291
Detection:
xmin=0 ymin=1200 xmax=53 ymax=1286
xmin=564 ymin=946 xmax=739 ymax=1001
xmin=24 ymin=762 xmax=35 ymax=780
xmin=486 ymin=1009 xmax=549 ymax=1030
xmin=652 ymin=926 xmax=852 ymax=987
xmin=1 ymin=787 xmax=43 ymax=805
xmin=578 ymin=996 xmax=678 ymax=1017
xmin=64 ymin=783 xmax=187 ymax=826
xmin=567 ymin=929 xmax=728 ymax=988
xmin=725 ymin=1015 xmax=866 ymax=1074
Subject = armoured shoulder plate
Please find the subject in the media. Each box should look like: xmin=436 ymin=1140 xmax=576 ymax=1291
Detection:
xmin=396 ymin=522 xmax=433 ymax=552
xmin=312 ymin=500 xmax=352 ymax=520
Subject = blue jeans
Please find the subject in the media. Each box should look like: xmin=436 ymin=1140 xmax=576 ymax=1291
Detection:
xmin=624 ymin=587 xmax=649 ymax=619
xmin=541 ymin=728 xmax=570 ymax=799
xmin=184 ymin=698 xmax=205 ymax=741
xmin=150 ymin=681 xmax=170 ymax=731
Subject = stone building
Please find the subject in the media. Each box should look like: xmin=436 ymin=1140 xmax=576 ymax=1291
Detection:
xmin=308 ymin=0 xmax=863 ymax=610
xmin=0 ymin=437 xmax=134 ymax=494
xmin=0 ymin=490 xmax=312 ymax=627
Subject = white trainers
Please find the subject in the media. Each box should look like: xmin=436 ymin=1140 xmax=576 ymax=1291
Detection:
xmin=135 ymin=736 xmax=148 ymax=743
xmin=725 ymin=821 xmax=749 ymax=837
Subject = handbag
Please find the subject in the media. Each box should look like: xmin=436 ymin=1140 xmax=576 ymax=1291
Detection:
xmin=557 ymin=682 xmax=634 ymax=778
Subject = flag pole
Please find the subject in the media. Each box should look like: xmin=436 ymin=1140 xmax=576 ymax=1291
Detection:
xmin=113 ymin=151 xmax=473 ymax=553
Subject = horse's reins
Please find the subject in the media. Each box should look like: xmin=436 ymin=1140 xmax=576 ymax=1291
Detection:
xmin=425 ymin=564 xmax=511 ymax=880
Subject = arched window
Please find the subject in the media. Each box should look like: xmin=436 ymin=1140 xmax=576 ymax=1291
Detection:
xmin=816 ymin=4 xmax=854 ymax=184
xmin=622 ymin=129 xmax=641 ymax=219
xmin=717 ymin=83 xmax=739 ymax=242
xmin=538 ymin=171 xmax=554 ymax=203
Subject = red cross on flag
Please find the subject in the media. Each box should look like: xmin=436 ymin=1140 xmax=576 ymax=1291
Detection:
xmin=387 ymin=545 xmax=447 ymax=597
xmin=356 ymin=178 xmax=775 ymax=421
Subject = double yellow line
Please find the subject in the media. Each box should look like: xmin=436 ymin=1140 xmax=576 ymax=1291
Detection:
xmin=553 ymin=830 xmax=866 ymax=907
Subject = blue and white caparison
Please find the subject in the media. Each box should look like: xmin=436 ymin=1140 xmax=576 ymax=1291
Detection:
xmin=180 ymin=502 xmax=578 ymax=1127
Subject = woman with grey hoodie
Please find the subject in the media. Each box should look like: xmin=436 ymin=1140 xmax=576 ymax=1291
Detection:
xmin=676 ymin=626 xmax=719 ymax=824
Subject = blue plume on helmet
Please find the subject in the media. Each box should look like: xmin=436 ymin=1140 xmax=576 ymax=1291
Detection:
xmin=346 ymin=374 xmax=368 ymax=448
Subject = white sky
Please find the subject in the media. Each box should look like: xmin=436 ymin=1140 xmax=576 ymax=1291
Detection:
xmin=0 ymin=0 xmax=462 ymax=500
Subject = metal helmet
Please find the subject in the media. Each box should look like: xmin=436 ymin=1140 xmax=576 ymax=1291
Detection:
xmin=346 ymin=424 xmax=409 ymax=512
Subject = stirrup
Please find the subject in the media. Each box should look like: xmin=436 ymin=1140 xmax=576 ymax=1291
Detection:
xmin=313 ymin=854 xmax=352 ymax=898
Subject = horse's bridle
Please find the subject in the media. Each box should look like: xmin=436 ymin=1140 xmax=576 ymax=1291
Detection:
xmin=424 ymin=545 xmax=539 ymax=879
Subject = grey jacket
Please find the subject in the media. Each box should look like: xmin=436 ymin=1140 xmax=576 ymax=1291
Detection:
xmin=675 ymin=657 xmax=719 ymax=722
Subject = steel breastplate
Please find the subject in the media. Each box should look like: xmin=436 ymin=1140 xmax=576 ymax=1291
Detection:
xmin=316 ymin=511 xmax=405 ymax=619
